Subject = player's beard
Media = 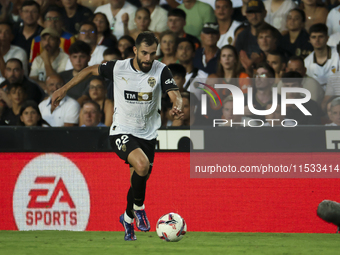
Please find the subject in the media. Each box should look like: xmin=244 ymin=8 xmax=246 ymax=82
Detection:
xmin=137 ymin=55 xmax=153 ymax=73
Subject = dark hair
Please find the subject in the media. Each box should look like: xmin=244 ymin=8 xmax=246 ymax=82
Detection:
xmin=123 ymin=46 xmax=135 ymax=58
xmin=82 ymin=99 xmax=101 ymax=112
xmin=118 ymin=35 xmax=135 ymax=47
xmin=288 ymin=55 xmax=305 ymax=65
xmin=256 ymin=62 xmax=276 ymax=78
xmin=281 ymin=71 xmax=303 ymax=85
xmin=135 ymin=31 xmax=159 ymax=47
xmin=79 ymin=21 xmax=98 ymax=34
xmin=288 ymin=8 xmax=306 ymax=23
xmin=135 ymin=7 xmax=151 ymax=17
xmin=216 ymin=45 xmax=242 ymax=78
xmin=68 ymin=41 xmax=92 ymax=56
xmin=89 ymin=75 xmax=107 ymax=89
xmin=215 ymin=0 xmax=233 ymax=8
xmin=176 ymin=38 xmax=195 ymax=52
xmin=167 ymin=8 xmax=186 ymax=19
xmin=7 ymin=83 xmax=26 ymax=94
xmin=268 ymin=50 xmax=287 ymax=65
xmin=6 ymin=58 xmax=23 ymax=69
xmin=309 ymin=23 xmax=328 ymax=36
xmin=44 ymin=5 xmax=62 ymax=19
xmin=92 ymin=12 xmax=117 ymax=46
xmin=103 ymin=47 xmax=122 ymax=59
xmin=257 ymin=23 xmax=280 ymax=39
xmin=21 ymin=0 xmax=40 ymax=12
xmin=0 ymin=22 xmax=13 ymax=34
xmin=18 ymin=100 xmax=49 ymax=127
xmin=168 ymin=63 xmax=186 ymax=78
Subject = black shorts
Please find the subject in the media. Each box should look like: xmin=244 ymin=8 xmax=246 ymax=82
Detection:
xmin=109 ymin=134 xmax=156 ymax=171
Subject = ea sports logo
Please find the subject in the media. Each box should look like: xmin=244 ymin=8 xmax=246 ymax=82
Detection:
xmin=13 ymin=154 xmax=90 ymax=231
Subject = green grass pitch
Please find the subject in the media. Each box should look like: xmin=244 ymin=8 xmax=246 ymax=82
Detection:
xmin=0 ymin=231 xmax=338 ymax=255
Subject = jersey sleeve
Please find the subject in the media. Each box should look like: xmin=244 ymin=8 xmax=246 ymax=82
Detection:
xmin=160 ymin=66 xmax=179 ymax=93
xmin=98 ymin=60 xmax=117 ymax=81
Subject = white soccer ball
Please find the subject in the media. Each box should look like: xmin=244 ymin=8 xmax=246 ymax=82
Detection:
xmin=156 ymin=212 xmax=187 ymax=242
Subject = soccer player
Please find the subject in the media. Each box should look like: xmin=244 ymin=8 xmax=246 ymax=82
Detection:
xmin=51 ymin=32 xmax=183 ymax=241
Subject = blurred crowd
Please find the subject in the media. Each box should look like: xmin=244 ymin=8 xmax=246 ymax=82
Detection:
xmin=0 ymin=0 xmax=340 ymax=127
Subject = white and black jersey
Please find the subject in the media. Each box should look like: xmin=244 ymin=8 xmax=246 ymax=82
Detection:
xmin=98 ymin=59 xmax=178 ymax=140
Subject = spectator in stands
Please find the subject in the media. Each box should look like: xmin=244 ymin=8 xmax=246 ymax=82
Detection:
xmin=209 ymin=45 xmax=250 ymax=99
xmin=59 ymin=41 xmax=92 ymax=102
xmin=264 ymin=102 xmax=285 ymax=126
xmin=30 ymin=6 xmax=76 ymax=63
xmin=322 ymin=71 xmax=340 ymax=111
xmin=177 ymin=0 xmax=216 ymax=39
xmin=60 ymin=0 xmax=93 ymax=35
xmin=215 ymin=0 xmax=242 ymax=48
xmin=281 ymin=71 xmax=322 ymax=125
xmin=300 ymin=0 xmax=328 ymax=32
xmin=39 ymin=74 xmax=80 ymax=127
xmin=219 ymin=95 xmax=242 ymax=126
xmin=235 ymin=0 xmax=280 ymax=76
xmin=129 ymin=7 xmax=152 ymax=41
xmin=0 ymin=22 xmax=28 ymax=80
xmin=264 ymin=0 xmax=296 ymax=32
xmin=77 ymin=0 xmax=109 ymax=12
xmin=326 ymin=97 xmax=340 ymax=126
xmin=18 ymin=100 xmax=50 ymax=126
xmin=0 ymin=82 xmax=27 ymax=125
xmin=281 ymin=8 xmax=313 ymax=59
xmin=193 ymin=23 xmax=220 ymax=75
xmin=65 ymin=21 xmax=107 ymax=70
xmin=86 ymin=76 xmax=113 ymax=127
xmin=168 ymin=63 xmax=186 ymax=92
xmin=12 ymin=1 xmax=43 ymax=59
xmin=117 ymin=35 xmax=135 ymax=57
xmin=326 ymin=3 xmax=340 ymax=35
xmin=80 ymin=100 xmax=106 ymax=127
xmin=266 ymin=51 xmax=286 ymax=85
xmin=94 ymin=0 xmax=137 ymax=40
xmin=235 ymin=0 xmax=270 ymax=57
xmin=176 ymin=38 xmax=208 ymax=99
xmin=278 ymin=56 xmax=324 ymax=105
xmin=92 ymin=12 xmax=118 ymax=48
xmin=29 ymin=28 xmax=70 ymax=90
xmin=167 ymin=8 xmax=200 ymax=50
xmin=244 ymin=62 xmax=277 ymax=121
xmin=134 ymin=0 xmax=168 ymax=33
xmin=123 ymin=46 xmax=135 ymax=59
xmin=257 ymin=24 xmax=281 ymax=58
xmin=0 ymin=58 xmax=44 ymax=105
xmin=103 ymin=47 xmax=122 ymax=62
xmin=304 ymin=23 xmax=339 ymax=90
xmin=172 ymin=91 xmax=207 ymax=126
xmin=158 ymin=31 xmax=178 ymax=66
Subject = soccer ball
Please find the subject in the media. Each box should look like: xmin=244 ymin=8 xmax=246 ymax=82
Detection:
xmin=156 ymin=212 xmax=187 ymax=242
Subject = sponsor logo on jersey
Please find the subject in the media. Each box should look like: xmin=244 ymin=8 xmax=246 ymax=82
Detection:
xmin=13 ymin=154 xmax=90 ymax=231
xmin=148 ymin=77 xmax=156 ymax=87
xmin=124 ymin=90 xmax=152 ymax=101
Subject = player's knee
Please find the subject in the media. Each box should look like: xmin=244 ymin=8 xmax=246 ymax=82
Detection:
xmin=134 ymin=159 xmax=150 ymax=176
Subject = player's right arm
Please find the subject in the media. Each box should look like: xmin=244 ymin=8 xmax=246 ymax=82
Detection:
xmin=51 ymin=65 xmax=100 ymax=110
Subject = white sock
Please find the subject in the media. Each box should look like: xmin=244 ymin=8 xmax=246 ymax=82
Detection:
xmin=124 ymin=212 xmax=134 ymax=223
xmin=133 ymin=204 xmax=145 ymax=210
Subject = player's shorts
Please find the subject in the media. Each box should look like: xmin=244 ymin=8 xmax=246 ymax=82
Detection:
xmin=109 ymin=134 xmax=156 ymax=172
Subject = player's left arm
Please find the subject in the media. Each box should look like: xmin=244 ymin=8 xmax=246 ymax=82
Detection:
xmin=160 ymin=66 xmax=184 ymax=119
